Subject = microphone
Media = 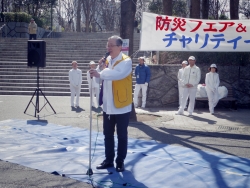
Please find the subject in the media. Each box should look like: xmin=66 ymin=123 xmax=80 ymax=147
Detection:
xmin=103 ymin=52 xmax=110 ymax=62
xmin=101 ymin=52 xmax=110 ymax=68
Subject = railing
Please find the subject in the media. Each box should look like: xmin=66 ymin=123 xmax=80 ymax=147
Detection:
xmin=0 ymin=24 xmax=6 ymax=38
xmin=47 ymin=30 xmax=55 ymax=38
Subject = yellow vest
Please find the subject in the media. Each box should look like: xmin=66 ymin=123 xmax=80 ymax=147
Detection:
xmin=111 ymin=54 xmax=132 ymax=108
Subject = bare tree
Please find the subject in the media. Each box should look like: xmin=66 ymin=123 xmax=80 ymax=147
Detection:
xmin=202 ymin=0 xmax=209 ymax=19
xmin=208 ymin=0 xmax=228 ymax=19
xmin=135 ymin=0 xmax=144 ymax=21
xmin=120 ymin=0 xmax=137 ymax=121
xmin=190 ymin=0 xmax=200 ymax=18
xmin=98 ymin=0 xmax=119 ymax=32
xmin=1 ymin=0 xmax=14 ymax=12
xmin=239 ymin=0 xmax=250 ymax=19
xmin=82 ymin=0 xmax=97 ymax=32
xmin=55 ymin=0 xmax=65 ymax=29
xmin=172 ymin=0 xmax=188 ymax=17
xmin=230 ymin=0 xmax=239 ymax=19
xmin=209 ymin=0 xmax=219 ymax=19
xmin=163 ymin=0 xmax=172 ymax=15
xmin=59 ymin=0 xmax=77 ymax=31
xmin=148 ymin=0 xmax=188 ymax=18
xmin=76 ymin=0 xmax=81 ymax=32
xmin=120 ymin=0 xmax=137 ymax=55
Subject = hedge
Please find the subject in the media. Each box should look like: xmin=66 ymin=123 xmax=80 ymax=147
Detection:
xmin=2 ymin=12 xmax=44 ymax=28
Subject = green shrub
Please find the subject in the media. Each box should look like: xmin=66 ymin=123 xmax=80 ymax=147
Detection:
xmin=3 ymin=12 xmax=44 ymax=27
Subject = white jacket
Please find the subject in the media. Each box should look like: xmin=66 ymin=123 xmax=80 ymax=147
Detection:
xmin=69 ymin=68 xmax=82 ymax=87
xmin=177 ymin=68 xmax=184 ymax=87
xmin=100 ymin=52 xmax=132 ymax=115
xmin=181 ymin=65 xmax=201 ymax=88
xmin=205 ymin=72 xmax=220 ymax=91
xmin=87 ymin=66 xmax=101 ymax=88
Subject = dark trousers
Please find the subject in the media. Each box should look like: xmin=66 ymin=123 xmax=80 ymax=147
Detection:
xmin=103 ymin=111 xmax=130 ymax=164
xmin=29 ymin=34 xmax=37 ymax=40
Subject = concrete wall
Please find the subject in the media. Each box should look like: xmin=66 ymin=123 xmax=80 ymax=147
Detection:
xmin=139 ymin=65 xmax=250 ymax=108
xmin=1 ymin=22 xmax=46 ymax=38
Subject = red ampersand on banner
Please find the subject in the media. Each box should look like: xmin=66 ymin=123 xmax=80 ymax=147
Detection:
xmin=236 ymin=23 xmax=247 ymax=32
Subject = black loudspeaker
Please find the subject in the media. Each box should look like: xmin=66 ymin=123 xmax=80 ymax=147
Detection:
xmin=27 ymin=40 xmax=46 ymax=67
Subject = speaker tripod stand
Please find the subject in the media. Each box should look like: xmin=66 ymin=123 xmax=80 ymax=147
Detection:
xmin=24 ymin=66 xmax=56 ymax=118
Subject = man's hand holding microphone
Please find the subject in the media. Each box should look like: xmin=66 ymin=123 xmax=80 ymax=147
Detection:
xmin=89 ymin=52 xmax=110 ymax=78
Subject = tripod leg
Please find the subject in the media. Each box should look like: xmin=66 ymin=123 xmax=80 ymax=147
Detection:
xmin=24 ymin=89 xmax=37 ymax=114
xmin=35 ymin=88 xmax=40 ymax=117
xmin=39 ymin=89 xmax=56 ymax=114
xmin=86 ymin=169 xmax=93 ymax=175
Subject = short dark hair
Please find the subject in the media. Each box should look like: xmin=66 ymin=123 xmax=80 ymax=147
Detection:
xmin=208 ymin=67 xmax=218 ymax=72
xmin=109 ymin=35 xmax=123 ymax=46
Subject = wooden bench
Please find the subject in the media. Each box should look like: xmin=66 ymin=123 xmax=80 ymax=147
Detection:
xmin=195 ymin=86 xmax=237 ymax=110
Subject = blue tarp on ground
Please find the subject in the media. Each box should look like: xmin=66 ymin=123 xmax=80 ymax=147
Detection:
xmin=0 ymin=119 xmax=250 ymax=188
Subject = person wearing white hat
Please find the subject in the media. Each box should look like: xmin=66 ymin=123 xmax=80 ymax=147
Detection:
xmin=177 ymin=60 xmax=188 ymax=108
xmin=69 ymin=61 xmax=82 ymax=107
xmin=87 ymin=61 xmax=101 ymax=108
xmin=133 ymin=56 xmax=151 ymax=108
xmin=176 ymin=56 xmax=201 ymax=116
xmin=205 ymin=64 xmax=220 ymax=114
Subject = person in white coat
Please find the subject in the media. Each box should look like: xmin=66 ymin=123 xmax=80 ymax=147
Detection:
xmin=205 ymin=64 xmax=220 ymax=114
xmin=69 ymin=61 xmax=82 ymax=107
xmin=176 ymin=56 xmax=201 ymax=116
xmin=87 ymin=61 xmax=100 ymax=108
xmin=89 ymin=35 xmax=132 ymax=172
xmin=177 ymin=60 xmax=188 ymax=108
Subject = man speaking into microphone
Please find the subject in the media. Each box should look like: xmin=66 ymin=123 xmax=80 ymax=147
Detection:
xmin=89 ymin=35 xmax=132 ymax=172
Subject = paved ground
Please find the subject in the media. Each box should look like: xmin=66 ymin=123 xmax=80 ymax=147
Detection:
xmin=0 ymin=95 xmax=250 ymax=188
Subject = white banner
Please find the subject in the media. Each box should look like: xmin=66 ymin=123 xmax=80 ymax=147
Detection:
xmin=140 ymin=12 xmax=250 ymax=52
xmin=122 ymin=39 xmax=129 ymax=55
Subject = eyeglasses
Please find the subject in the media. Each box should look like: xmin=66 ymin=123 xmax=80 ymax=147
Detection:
xmin=106 ymin=44 xmax=118 ymax=48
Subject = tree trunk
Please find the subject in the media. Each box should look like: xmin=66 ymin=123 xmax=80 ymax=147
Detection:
xmin=216 ymin=0 xmax=219 ymax=19
xmin=120 ymin=0 xmax=137 ymax=121
xmin=202 ymin=0 xmax=209 ymax=19
xmin=120 ymin=0 xmax=137 ymax=56
xmin=76 ymin=0 xmax=81 ymax=32
xmin=162 ymin=0 xmax=172 ymax=15
xmin=230 ymin=0 xmax=239 ymax=19
xmin=190 ymin=0 xmax=200 ymax=18
xmin=85 ymin=19 xmax=90 ymax=33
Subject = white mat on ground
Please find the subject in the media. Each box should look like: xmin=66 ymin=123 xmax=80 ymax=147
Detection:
xmin=0 ymin=119 xmax=250 ymax=188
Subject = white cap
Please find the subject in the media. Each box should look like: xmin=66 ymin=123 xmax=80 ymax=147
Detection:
xmin=89 ymin=61 xmax=96 ymax=65
xmin=188 ymin=56 xmax=196 ymax=60
xmin=138 ymin=57 xmax=145 ymax=61
xmin=210 ymin=64 xmax=217 ymax=68
xmin=182 ymin=60 xmax=188 ymax=65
